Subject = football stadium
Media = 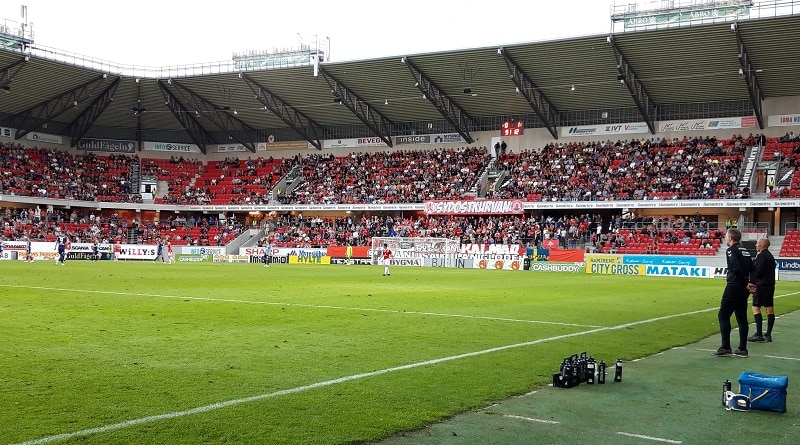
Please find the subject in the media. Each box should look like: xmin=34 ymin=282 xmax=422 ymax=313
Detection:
xmin=2 ymin=1 xmax=800 ymax=444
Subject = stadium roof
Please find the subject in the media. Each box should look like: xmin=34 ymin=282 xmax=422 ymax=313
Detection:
xmin=1 ymin=14 xmax=799 ymax=152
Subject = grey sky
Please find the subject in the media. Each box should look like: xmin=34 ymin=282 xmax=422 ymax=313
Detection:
xmin=1 ymin=1 xmax=617 ymax=67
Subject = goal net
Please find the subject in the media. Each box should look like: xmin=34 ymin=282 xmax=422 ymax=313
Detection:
xmin=370 ymin=237 xmax=461 ymax=268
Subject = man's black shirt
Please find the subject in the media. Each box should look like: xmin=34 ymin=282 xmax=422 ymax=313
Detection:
xmin=726 ymin=243 xmax=752 ymax=285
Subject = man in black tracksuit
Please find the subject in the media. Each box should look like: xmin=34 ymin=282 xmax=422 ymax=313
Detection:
xmin=747 ymin=237 xmax=776 ymax=342
xmin=713 ymin=228 xmax=753 ymax=357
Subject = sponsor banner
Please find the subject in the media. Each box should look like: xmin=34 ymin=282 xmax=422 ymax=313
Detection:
xmin=143 ymin=141 xmax=202 ymax=153
xmin=212 ymin=255 xmax=250 ymax=263
xmin=331 ymin=258 xmax=372 ymax=265
xmin=179 ymin=254 xmax=207 ymax=262
xmin=560 ymin=122 xmax=649 ymax=137
xmin=2 ymin=240 xmax=28 ymax=251
xmin=529 ymin=262 xmax=585 ymax=273
xmin=77 ymin=138 xmax=136 ymax=153
xmin=657 ymin=116 xmax=757 ymax=132
xmin=216 ymin=144 xmax=248 ymax=153
xmin=289 ymin=255 xmax=332 ymax=265
xmin=386 ymin=258 xmax=422 ymax=267
xmin=587 ymin=262 xmax=645 ymax=275
xmin=768 ymin=114 xmax=800 ymax=127
xmin=396 ymin=135 xmax=431 ymax=145
xmin=28 ymin=242 xmax=144 ymax=260
xmin=326 ymin=245 xmax=371 ymax=259
xmin=432 ymin=133 xmax=465 ymax=144
xmin=181 ymin=246 xmax=226 ymax=255
xmin=264 ymin=140 xmax=305 ymax=151
xmin=322 ymin=137 xmax=387 ymax=149
xmin=275 ymin=247 xmax=327 ymax=258
xmin=424 ymin=199 xmax=524 ymax=215
xmin=1 ymin=250 xmax=18 ymax=260
xmin=247 ymin=255 xmax=288 ymax=264
xmin=459 ymin=243 xmax=526 ymax=256
xmin=472 ymin=258 xmax=523 ymax=270
xmin=0 ymin=127 xmax=14 ymax=138
xmin=30 ymin=242 xmax=110 ymax=254
xmin=26 ymin=132 xmax=63 ymax=145
xmin=624 ymin=5 xmax=750 ymax=29
xmin=712 ymin=267 xmax=728 ymax=279
xmin=623 ymin=255 xmax=697 ymax=266
xmin=644 ymin=265 xmax=712 ymax=278
xmin=119 ymin=245 xmax=157 ymax=260
xmin=585 ymin=254 xmax=644 ymax=275
xmin=777 ymin=259 xmax=800 ymax=271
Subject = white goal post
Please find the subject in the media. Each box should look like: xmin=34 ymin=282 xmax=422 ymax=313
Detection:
xmin=370 ymin=237 xmax=461 ymax=268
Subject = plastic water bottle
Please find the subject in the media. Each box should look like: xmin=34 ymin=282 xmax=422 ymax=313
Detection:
xmin=722 ymin=379 xmax=732 ymax=406
xmin=598 ymin=361 xmax=606 ymax=384
xmin=614 ymin=359 xmax=623 ymax=382
xmin=587 ymin=359 xmax=596 ymax=384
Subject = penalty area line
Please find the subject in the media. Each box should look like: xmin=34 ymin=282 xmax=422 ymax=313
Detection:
xmin=10 ymin=306 xmax=719 ymax=445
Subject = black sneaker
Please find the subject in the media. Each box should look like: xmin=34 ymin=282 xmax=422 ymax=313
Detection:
xmin=733 ymin=348 xmax=748 ymax=357
xmin=711 ymin=347 xmax=732 ymax=356
xmin=763 ymin=335 xmax=772 ymax=342
xmin=747 ymin=334 xmax=765 ymax=342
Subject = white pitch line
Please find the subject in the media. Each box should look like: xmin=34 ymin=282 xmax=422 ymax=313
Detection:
xmin=8 ymin=306 xmax=725 ymax=445
xmin=618 ymin=431 xmax=682 ymax=444
xmin=0 ymin=284 xmax=601 ymax=328
xmin=764 ymin=355 xmax=800 ymax=361
xmin=503 ymin=414 xmax=559 ymax=424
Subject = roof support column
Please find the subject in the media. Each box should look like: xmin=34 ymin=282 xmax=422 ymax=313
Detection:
xmin=241 ymin=73 xmax=325 ymax=150
xmin=401 ymin=57 xmax=474 ymax=144
xmin=608 ymin=36 xmax=657 ymax=134
xmin=498 ymin=47 xmax=560 ymax=139
xmin=319 ymin=67 xmax=394 ymax=147
xmin=732 ymin=22 xmax=764 ymax=129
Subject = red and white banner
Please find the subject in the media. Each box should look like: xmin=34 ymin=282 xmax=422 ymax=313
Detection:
xmin=424 ymin=199 xmax=524 ymax=215
xmin=767 ymin=114 xmax=800 ymax=127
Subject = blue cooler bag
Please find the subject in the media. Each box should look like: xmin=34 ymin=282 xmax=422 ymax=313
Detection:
xmin=738 ymin=371 xmax=788 ymax=413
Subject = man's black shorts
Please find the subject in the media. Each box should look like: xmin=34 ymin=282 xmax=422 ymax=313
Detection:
xmin=752 ymin=285 xmax=775 ymax=307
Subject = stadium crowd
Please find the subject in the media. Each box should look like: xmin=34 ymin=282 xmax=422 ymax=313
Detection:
xmin=0 ymin=132 xmax=795 ymax=254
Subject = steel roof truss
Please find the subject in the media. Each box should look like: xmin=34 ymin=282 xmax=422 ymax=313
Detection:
xmin=168 ymin=80 xmax=262 ymax=153
xmin=319 ymin=68 xmax=394 ymax=147
xmin=66 ymin=77 xmax=120 ymax=147
xmin=733 ymin=25 xmax=764 ymax=129
xmin=0 ymin=56 xmax=28 ymax=91
xmin=158 ymin=82 xmax=215 ymax=154
xmin=498 ymin=48 xmax=560 ymax=139
xmin=5 ymin=74 xmax=107 ymax=139
xmin=402 ymin=57 xmax=474 ymax=144
xmin=609 ymin=38 xmax=657 ymax=134
xmin=241 ymin=73 xmax=323 ymax=150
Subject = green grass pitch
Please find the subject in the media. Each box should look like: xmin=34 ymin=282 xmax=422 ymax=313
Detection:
xmin=2 ymin=260 xmax=800 ymax=445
